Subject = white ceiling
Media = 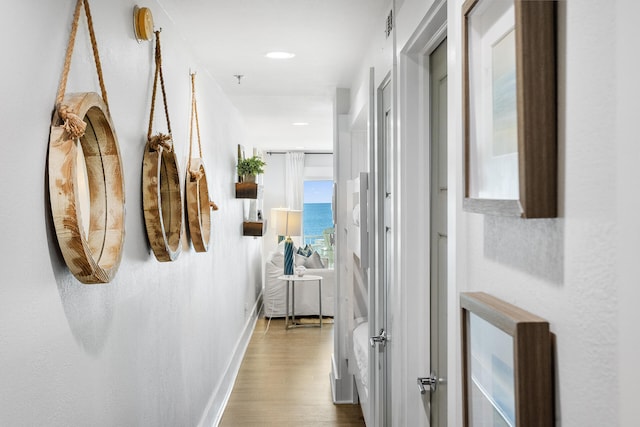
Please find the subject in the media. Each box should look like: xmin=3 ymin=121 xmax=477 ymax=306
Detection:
xmin=158 ymin=0 xmax=387 ymax=152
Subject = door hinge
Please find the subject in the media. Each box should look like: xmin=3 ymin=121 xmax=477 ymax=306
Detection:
xmin=385 ymin=9 xmax=393 ymax=38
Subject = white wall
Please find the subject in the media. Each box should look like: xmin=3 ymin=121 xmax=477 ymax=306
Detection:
xmin=449 ymin=0 xmax=618 ymax=425
xmin=344 ymin=0 xmax=637 ymax=425
xmin=261 ymin=153 xmax=287 ymax=258
xmin=616 ymin=1 xmax=640 ymax=426
xmin=0 ymin=1 xmax=261 ymax=425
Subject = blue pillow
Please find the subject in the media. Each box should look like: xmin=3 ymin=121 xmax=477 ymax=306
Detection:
xmin=297 ymin=244 xmax=313 ymax=257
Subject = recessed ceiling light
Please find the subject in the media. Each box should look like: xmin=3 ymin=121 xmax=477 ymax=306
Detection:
xmin=265 ymin=51 xmax=295 ymax=59
xmin=292 ymin=122 xmax=309 ymax=126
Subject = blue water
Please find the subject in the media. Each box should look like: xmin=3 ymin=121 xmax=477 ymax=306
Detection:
xmin=303 ymin=203 xmax=333 ymax=244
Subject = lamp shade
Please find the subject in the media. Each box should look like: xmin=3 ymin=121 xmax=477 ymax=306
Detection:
xmin=286 ymin=210 xmax=302 ymax=236
xmin=275 ymin=209 xmax=302 ymax=236
xmin=270 ymin=207 xmax=288 ymax=230
xmin=274 ymin=209 xmax=288 ymax=235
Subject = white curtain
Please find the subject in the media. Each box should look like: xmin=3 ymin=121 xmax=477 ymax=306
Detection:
xmin=285 ymin=152 xmax=305 ymax=210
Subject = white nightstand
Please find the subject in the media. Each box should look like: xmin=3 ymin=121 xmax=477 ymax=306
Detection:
xmin=278 ymin=275 xmax=323 ymax=329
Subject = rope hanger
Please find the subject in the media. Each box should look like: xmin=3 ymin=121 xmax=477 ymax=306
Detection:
xmin=55 ymin=0 xmax=109 ymax=139
xmin=188 ymin=72 xmax=204 ymax=180
xmin=49 ymin=0 xmax=125 ymax=283
xmin=147 ymin=30 xmax=173 ymax=152
xmin=187 ymin=72 xmax=218 ymax=211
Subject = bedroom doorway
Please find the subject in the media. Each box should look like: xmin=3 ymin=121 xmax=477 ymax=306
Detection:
xmin=370 ymin=75 xmax=393 ymax=427
xmin=428 ymin=38 xmax=448 ymax=426
xmin=399 ymin=2 xmax=448 ymax=423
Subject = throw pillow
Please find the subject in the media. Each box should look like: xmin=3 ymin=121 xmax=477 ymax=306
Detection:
xmin=276 ymin=239 xmax=287 ymax=254
xmin=295 ymin=253 xmax=307 ymax=267
xmin=270 ymin=252 xmax=284 ymax=266
xmin=297 ymin=244 xmax=313 ymax=257
xmin=305 ymin=251 xmax=325 ymax=269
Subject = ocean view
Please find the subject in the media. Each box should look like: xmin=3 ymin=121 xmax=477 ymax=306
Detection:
xmin=303 ymin=202 xmax=333 ymax=245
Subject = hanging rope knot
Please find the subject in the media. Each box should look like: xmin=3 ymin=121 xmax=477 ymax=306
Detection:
xmin=189 ymin=168 xmax=204 ymax=182
xmin=58 ymin=104 xmax=87 ymax=139
xmin=209 ymin=201 xmax=219 ymax=211
xmin=148 ymin=133 xmax=173 ymax=152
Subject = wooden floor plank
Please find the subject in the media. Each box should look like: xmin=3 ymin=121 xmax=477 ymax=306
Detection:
xmin=220 ymin=318 xmax=364 ymax=427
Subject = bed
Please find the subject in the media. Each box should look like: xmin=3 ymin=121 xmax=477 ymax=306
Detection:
xmin=351 ymin=319 xmax=369 ymax=416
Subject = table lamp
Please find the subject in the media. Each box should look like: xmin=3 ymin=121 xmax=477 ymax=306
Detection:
xmin=271 ymin=207 xmax=288 ymax=243
xmin=275 ymin=209 xmax=302 ymax=275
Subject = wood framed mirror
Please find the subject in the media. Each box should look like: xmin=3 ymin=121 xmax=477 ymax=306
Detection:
xmin=142 ymin=141 xmax=183 ymax=261
xmin=48 ymin=92 xmax=125 ymax=284
xmin=186 ymin=159 xmax=211 ymax=252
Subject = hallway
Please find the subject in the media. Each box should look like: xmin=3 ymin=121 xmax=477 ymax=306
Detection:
xmin=220 ymin=318 xmax=364 ymax=426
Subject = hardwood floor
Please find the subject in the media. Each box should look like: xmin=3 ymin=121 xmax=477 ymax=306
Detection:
xmin=220 ymin=317 xmax=365 ymax=426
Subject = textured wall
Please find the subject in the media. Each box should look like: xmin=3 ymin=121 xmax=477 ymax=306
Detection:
xmin=0 ymin=1 xmax=261 ymax=425
xmin=616 ymin=0 xmax=640 ymax=425
xmin=450 ymin=1 xmax=618 ymax=426
xmin=333 ymin=0 xmax=630 ymax=424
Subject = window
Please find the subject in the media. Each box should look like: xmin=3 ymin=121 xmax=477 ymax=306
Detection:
xmin=303 ymin=180 xmax=335 ymax=267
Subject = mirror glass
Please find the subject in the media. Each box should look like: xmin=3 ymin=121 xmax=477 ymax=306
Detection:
xmin=75 ymin=139 xmax=91 ymax=239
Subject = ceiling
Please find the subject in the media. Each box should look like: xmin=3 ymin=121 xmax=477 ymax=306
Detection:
xmin=158 ymin=0 xmax=388 ymax=152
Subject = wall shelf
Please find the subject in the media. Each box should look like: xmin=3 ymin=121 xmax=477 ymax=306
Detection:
xmin=235 ymin=182 xmax=262 ymax=199
xmin=236 ymin=145 xmax=265 ymax=236
xmin=243 ymin=220 xmax=267 ymax=236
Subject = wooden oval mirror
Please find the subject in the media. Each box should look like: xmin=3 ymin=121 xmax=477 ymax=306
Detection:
xmin=48 ymin=92 xmax=125 ymax=284
xmin=142 ymin=142 xmax=183 ymax=261
xmin=186 ymin=159 xmax=211 ymax=252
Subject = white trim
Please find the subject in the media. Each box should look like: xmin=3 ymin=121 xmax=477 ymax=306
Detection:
xmin=401 ymin=0 xmax=447 ymax=55
xmin=330 ymin=353 xmax=358 ymax=404
xmin=331 ymin=110 xmax=357 ymax=406
xmin=396 ymin=0 xmax=447 ymax=425
xmin=197 ymin=294 xmax=263 ymax=427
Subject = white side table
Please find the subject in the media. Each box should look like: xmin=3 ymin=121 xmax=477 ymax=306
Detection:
xmin=278 ymin=275 xmax=323 ymax=329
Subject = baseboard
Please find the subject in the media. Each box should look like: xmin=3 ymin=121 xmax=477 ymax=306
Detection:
xmin=330 ymin=353 xmax=358 ymax=404
xmin=198 ymin=293 xmax=262 ymax=427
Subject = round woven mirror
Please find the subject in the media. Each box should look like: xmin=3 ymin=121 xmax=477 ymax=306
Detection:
xmin=186 ymin=159 xmax=211 ymax=252
xmin=48 ymin=92 xmax=125 ymax=284
xmin=142 ymin=142 xmax=183 ymax=261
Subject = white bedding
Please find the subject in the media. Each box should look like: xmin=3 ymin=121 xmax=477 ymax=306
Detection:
xmin=353 ymin=320 xmax=369 ymax=399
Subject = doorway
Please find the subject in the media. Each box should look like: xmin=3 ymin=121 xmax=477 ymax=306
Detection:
xmin=398 ymin=1 xmax=447 ymax=425
xmin=369 ymin=76 xmax=393 ymax=427
xmin=429 ymin=38 xmax=448 ymax=427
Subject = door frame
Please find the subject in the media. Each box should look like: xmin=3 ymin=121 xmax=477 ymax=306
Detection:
xmin=396 ymin=0 xmax=447 ymax=425
xmin=428 ymin=37 xmax=448 ymax=427
xmin=370 ymin=72 xmax=394 ymax=427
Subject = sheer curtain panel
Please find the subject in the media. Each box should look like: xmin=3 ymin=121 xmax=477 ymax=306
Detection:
xmin=285 ymin=152 xmax=305 ymax=210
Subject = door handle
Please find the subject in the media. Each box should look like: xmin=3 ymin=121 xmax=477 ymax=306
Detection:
xmin=369 ymin=329 xmax=387 ymax=348
xmin=417 ymin=372 xmax=439 ymax=394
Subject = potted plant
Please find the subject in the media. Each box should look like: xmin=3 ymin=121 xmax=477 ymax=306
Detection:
xmin=237 ymin=155 xmax=266 ymax=183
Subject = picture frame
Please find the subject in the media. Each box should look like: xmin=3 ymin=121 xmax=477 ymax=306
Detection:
xmin=460 ymin=292 xmax=553 ymax=427
xmin=462 ymin=0 xmax=557 ymax=218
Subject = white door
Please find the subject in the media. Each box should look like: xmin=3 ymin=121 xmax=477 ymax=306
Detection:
xmin=429 ymin=39 xmax=448 ymax=426
xmin=370 ymin=77 xmax=393 ymax=427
